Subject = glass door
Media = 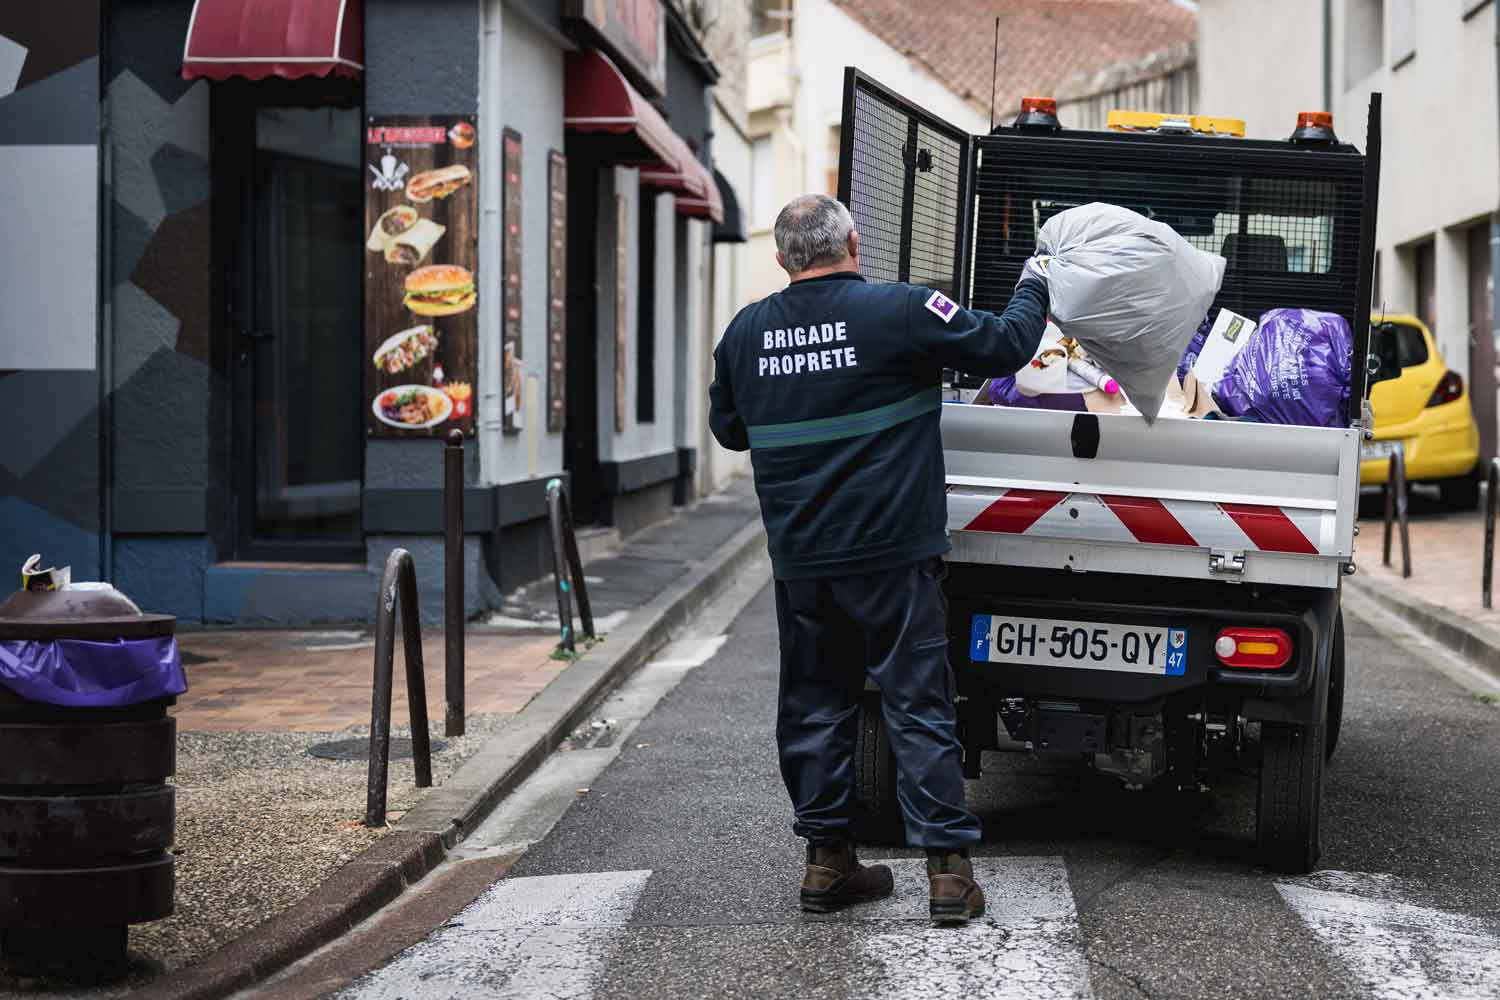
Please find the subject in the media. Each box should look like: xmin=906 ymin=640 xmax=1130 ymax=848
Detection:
xmin=235 ymin=106 xmax=364 ymax=560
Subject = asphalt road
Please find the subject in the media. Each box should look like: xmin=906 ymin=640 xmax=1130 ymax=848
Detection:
xmin=319 ymin=574 xmax=1500 ymax=1000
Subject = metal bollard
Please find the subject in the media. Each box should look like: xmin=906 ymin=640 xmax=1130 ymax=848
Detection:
xmin=1484 ymin=458 xmax=1500 ymax=609
xmin=366 ymin=548 xmax=433 ymax=828
xmin=545 ymin=478 xmax=596 ymax=654
xmin=1381 ymin=443 xmax=1411 ymax=579
xmin=444 ymin=429 xmax=465 ymax=737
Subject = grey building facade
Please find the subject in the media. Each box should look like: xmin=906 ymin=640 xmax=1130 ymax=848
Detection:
xmin=0 ymin=0 xmax=744 ymax=625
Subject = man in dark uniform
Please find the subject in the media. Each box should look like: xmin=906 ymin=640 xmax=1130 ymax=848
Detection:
xmin=708 ymin=193 xmax=1049 ymax=924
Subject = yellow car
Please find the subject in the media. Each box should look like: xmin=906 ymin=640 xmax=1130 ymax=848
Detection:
xmin=1360 ymin=313 xmax=1481 ymax=507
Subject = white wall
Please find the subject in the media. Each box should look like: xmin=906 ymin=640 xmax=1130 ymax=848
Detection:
xmin=1197 ymin=0 xmax=1500 ymax=379
xmin=793 ymin=0 xmax=989 ymax=200
xmin=489 ymin=6 xmax=567 ymax=482
xmin=595 ymin=168 xmax=677 ymax=464
xmin=1197 ymin=0 xmax=1322 ymax=137
xmin=706 ymin=102 xmax=753 ymax=492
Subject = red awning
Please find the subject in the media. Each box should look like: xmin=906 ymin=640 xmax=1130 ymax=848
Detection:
xmin=182 ymin=0 xmax=363 ymax=81
xmin=565 ymin=49 xmax=723 ymax=224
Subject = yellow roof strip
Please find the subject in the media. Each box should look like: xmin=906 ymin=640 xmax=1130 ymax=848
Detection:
xmin=1106 ymin=110 xmax=1246 ymax=138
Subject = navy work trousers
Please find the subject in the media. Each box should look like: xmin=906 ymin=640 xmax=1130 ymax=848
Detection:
xmin=773 ymin=557 xmax=981 ymax=849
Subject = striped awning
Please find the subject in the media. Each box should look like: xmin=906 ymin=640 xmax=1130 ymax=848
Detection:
xmin=181 ymin=0 xmax=363 ymax=81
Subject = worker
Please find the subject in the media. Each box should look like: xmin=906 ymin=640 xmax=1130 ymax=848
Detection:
xmin=708 ymin=193 xmax=1049 ymax=924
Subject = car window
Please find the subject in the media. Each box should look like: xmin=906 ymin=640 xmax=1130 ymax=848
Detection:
xmin=1368 ymin=322 xmax=1429 ymax=383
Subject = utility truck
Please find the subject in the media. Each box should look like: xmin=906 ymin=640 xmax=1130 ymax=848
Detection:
xmin=837 ymin=70 xmax=1382 ymax=872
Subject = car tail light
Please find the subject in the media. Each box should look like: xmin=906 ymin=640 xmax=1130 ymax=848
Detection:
xmin=1214 ymin=628 xmax=1292 ymax=669
xmin=1427 ymin=370 xmax=1464 ymax=407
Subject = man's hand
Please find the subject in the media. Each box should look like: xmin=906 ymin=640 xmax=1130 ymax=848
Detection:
xmin=1017 ymin=254 xmax=1053 ymax=287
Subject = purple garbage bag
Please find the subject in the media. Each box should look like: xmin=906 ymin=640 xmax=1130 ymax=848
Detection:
xmin=982 ymin=376 xmax=1087 ymax=412
xmin=1176 ymin=312 xmax=1216 ymax=385
xmin=1213 ymin=308 xmax=1352 ymax=427
xmin=0 ymin=636 xmax=187 ymax=707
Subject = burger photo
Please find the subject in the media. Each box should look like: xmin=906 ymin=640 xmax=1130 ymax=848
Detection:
xmin=406 ymin=165 xmax=472 ymax=204
xmin=404 ymin=264 xmax=476 ymax=316
xmin=449 ymin=122 xmax=476 ymax=149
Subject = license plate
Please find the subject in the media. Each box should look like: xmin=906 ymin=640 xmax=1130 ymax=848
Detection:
xmin=1361 ymin=440 xmax=1397 ymax=462
xmin=970 ymin=615 xmax=1187 ymax=676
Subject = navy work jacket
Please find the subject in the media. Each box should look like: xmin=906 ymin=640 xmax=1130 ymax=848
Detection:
xmin=709 ymin=272 xmax=1048 ymax=580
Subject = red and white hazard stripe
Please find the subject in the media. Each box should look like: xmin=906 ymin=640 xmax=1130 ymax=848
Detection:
xmin=947 ymin=489 xmax=1330 ymax=555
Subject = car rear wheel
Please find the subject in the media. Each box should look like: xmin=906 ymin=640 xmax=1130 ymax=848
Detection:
xmin=1256 ymin=720 xmax=1324 ymax=873
xmin=852 ymin=692 xmax=902 ymax=845
xmin=1438 ymin=471 xmax=1481 ymax=510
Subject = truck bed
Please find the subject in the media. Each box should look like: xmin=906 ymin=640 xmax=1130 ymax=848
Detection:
xmin=941 ymin=404 xmax=1359 ymax=590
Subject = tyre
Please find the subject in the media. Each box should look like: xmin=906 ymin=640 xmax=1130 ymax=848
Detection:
xmin=1256 ymin=721 xmax=1324 ymax=873
xmin=1326 ymin=611 xmax=1345 ymax=760
xmin=1439 ymin=471 xmax=1481 ymax=510
xmin=852 ymin=692 xmax=901 ymax=845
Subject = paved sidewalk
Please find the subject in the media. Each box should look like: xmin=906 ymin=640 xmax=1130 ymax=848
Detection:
xmin=1351 ymin=495 xmax=1500 ymax=683
xmin=1355 ymin=505 xmax=1490 ymax=618
xmin=53 ymin=478 xmax=763 ymax=993
xmin=174 ymin=632 xmax=561 ymax=732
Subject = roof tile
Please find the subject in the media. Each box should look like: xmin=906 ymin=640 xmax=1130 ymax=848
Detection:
xmin=829 ymin=0 xmax=1196 ymax=118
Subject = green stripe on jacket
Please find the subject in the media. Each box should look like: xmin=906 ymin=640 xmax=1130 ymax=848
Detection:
xmin=746 ymin=387 xmax=942 ymax=450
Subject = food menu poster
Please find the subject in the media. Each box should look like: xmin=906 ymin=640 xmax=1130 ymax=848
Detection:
xmin=364 ymin=115 xmax=478 ymax=437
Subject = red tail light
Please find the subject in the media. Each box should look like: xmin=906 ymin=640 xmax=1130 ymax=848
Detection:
xmin=1427 ymin=370 xmax=1464 ymax=407
xmin=1214 ymin=628 xmax=1292 ymax=670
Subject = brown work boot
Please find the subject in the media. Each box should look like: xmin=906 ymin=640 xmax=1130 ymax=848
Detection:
xmin=927 ymin=850 xmax=985 ymax=924
xmin=799 ymin=842 xmax=894 ymax=913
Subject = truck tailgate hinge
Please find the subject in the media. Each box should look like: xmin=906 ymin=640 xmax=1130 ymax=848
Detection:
xmin=1209 ymin=548 xmax=1246 ymax=579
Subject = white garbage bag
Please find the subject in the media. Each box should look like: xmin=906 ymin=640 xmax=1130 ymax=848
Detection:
xmin=1036 ymin=202 xmax=1226 ymax=422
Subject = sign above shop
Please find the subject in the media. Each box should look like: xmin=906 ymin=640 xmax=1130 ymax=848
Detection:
xmin=564 ymin=0 xmax=665 ymax=98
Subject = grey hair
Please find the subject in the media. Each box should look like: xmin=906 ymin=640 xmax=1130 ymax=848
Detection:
xmin=774 ymin=194 xmax=856 ymax=273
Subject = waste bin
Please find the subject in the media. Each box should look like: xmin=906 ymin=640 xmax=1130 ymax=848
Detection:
xmin=0 ymin=585 xmax=185 ymax=980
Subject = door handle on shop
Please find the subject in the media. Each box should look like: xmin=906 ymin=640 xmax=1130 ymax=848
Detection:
xmin=241 ymin=330 xmax=275 ymax=341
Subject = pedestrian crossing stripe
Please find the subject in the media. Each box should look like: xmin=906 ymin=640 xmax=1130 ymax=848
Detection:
xmin=337 ymin=861 xmax=1500 ymax=1000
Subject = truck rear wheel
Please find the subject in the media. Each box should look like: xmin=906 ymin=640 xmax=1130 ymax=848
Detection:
xmin=1327 ymin=611 xmax=1345 ymax=760
xmin=1255 ymin=721 xmax=1323 ymax=873
xmin=852 ymin=692 xmax=901 ymax=845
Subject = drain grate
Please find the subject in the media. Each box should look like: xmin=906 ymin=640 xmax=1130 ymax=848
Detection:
xmin=307 ymin=737 xmax=448 ymax=762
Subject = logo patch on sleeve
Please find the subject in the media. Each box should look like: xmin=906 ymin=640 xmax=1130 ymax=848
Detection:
xmin=924 ymin=290 xmax=958 ymax=324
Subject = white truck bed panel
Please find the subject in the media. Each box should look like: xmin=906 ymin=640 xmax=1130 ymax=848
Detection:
xmin=941 ymin=404 xmax=1360 ymax=589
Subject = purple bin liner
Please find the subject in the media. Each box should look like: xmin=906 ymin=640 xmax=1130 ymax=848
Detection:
xmin=1214 ymin=308 xmax=1353 ymax=428
xmin=983 ymin=376 xmax=1088 ymax=412
xmin=0 ymin=636 xmax=187 ymax=707
xmin=1176 ymin=312 xmax=1217 ymax=386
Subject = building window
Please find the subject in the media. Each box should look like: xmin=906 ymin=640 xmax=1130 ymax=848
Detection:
xmin=1389 ymin=0 xmax=1415 ymax=69
xmin=826 ymin=125 xmax=841 ymax=196
xmin=637 ymin=191 xmax=657 ymax=424
xmin=752 ymin=0 xmax=792 ymax=39
xmin=1345 ymin=0 xmax=1385 ymax=86
xmin=1414 ymin=239 xmax=1436 ymax=335
xmin=750 ymin=135 xmax=775 ymax=231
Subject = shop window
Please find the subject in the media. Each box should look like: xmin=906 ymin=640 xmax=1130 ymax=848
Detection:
xmin=638 ymin=192 xmax=657 ymax=424
xmin=1345 ymin=0 xmax=1385 ymax=86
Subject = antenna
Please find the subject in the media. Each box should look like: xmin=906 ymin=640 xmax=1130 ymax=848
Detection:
xmin=989 ymin=17 xmax=1000 ymax=131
